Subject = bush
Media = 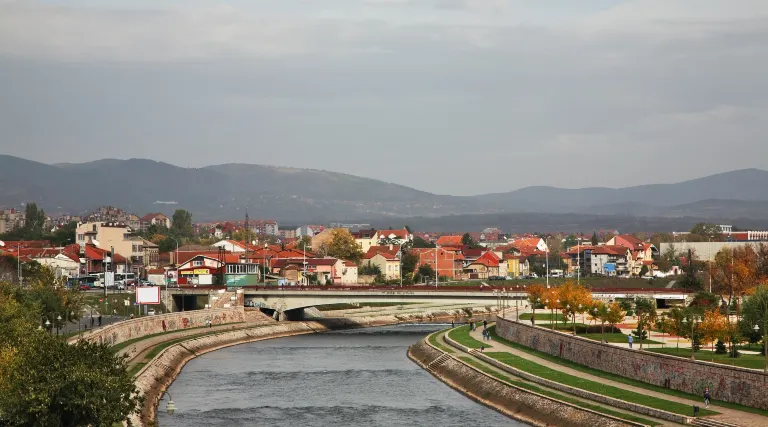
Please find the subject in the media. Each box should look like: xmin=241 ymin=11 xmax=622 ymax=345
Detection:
xmin=692 ymin=335 xmax=702 ymax=352
xmin=626 ymin=310 xmax=635 ymax=317
xmin=632 ymin=328 xmax=648 ymax=341
xmin=714 ymin=339 xmax=727 ymax=354
xmin=729 ymin=347 xmax=740 ymax=358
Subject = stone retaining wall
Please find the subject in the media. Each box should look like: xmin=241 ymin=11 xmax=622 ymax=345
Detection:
xmin=496 ymin=316 xmax=768 ymax=410
xmin=442 ymin=331 xmax=690 ymax=424
xmin=410 ymin=339 xmax=640 ymax=427
xmin=71 ymin=307 xmax=246 ymax=347
xmin=130 ymin=321 xmax=329 ymax=426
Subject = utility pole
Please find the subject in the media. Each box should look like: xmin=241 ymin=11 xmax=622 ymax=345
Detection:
xmin=435 ymin=246 xmax=438 ymax=287
xmin=545 ymin=236 xmax=549 ymax=288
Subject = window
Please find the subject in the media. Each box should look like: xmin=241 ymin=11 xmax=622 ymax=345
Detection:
xmin=193 ymin=260 xmax=203 ymax=267
xmin=92 ymin=224 xmax=97 ymax=232
xmin=77 ymin=234 xmax=84 ymax=242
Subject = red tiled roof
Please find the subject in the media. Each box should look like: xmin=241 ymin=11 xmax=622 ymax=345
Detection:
xmin=140 ymin=212 xmax=168 ymax=222
xmin=471 ymin=251 xmax=500 ymax=267
xmin=436 ymin=235 xmax=462 ymax=246
xmin=364 ymin=246 xmax=400 ymax=260
xmin=377 ymin=229 xmax=409 ymax=239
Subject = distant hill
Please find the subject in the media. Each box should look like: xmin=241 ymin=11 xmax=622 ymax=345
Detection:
xmin=2 ymin=155 xmax=768 ymax=224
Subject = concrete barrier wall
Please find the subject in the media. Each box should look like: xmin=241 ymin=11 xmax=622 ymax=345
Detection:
xmin=72 ymin=307 xmax=246 ymax=347
xmin=410 ymin=339 xmax=639 ymax=427
xmin=496 ymin=316 xmax=768 ymax=410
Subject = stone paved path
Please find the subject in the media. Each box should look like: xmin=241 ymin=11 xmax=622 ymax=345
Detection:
xmin=466 ymin=324 xmax=766 ymax=427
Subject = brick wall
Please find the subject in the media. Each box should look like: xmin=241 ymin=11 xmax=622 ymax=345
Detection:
xmin=496 ymin=316 xmax=768 ymax=410
xmin=72 ymin=307 xmax=246 ymax=347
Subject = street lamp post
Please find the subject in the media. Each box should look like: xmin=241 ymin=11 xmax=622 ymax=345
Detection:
xmin=56 ymin=315 xmax=62 ymax=337
xmin=164 ymin=392 xmax=176 ymax=415
xmin=263 ymin=243 xmax=268 ymax=284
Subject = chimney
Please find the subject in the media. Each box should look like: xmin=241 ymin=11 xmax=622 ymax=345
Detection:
xmin=389 ymin=244 xmax=393 ymax=251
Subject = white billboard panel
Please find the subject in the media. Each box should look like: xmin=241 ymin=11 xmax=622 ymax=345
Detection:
xmin=136 ymin=286 xmax=161 ymax=305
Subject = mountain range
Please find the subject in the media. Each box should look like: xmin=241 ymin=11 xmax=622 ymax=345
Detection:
xmin=1 ymin=155 xmax=768 ymax=226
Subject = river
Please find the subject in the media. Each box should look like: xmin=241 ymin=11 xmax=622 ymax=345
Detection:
xmin=157 ymin=324 xmax=523 ymax=426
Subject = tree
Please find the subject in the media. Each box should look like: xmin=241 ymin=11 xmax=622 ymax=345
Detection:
xmin=49 ymin=221 xmax=77 ymax=246
xmin=526 ymin=284 xmax=546 ymax=324
xmin=603 ymin=302 xmax=625 ymax=335
xmin=461 ymin=233 xmax=481 ymax=249
xmin=324 ymin=228 xmax=363 ymax=263
xmin=0 ymin=332 xmax=141 ymax=426
xmin=563 ymin=234 xmax=578 ymax=251
xmin=412 ymin=236 xmax=434 ymax=248
xmin=712 ymin=246 xmax=758 ymax=321
xmin=591 ymin=231 xmax=598 ymax=246
xmin=401 ymin=251 xmax=419 ymax=281
xmin=297 ymin=235 xmax=313 ymax=251
xmin=639 ymin=265 xmax=649 ymax=277
xmin=633 ymin=298 xmax=657 ymax=349
xmin=556 ymin=280 xmax=592 ymax=330
xmin=171 ymin=209 xmax=194 ymax=237
xmin=231 ymin=228 xmax=258 ymax=243
xmin=700 ymin=309 xmax=729 ymax=360
xmin=690 ymin=223 xmax=722 ymax=241
xmin=24 ymin=203 xmax=46 ymax=237
xmin=418 ymin=264 xmax=435 ymax=280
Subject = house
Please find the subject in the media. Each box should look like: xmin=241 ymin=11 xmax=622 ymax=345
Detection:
xmin=351 ymin=228 xmax=379 ymax=253
xmin=176 ymin=254 xmax=232 ymax=286
xmin=588 ymin=245 xmax=632 ymax=276
xmin=271 ymin=257 xmax=344 ymax=285
xmin=340 ymin=261 xmax=358 ymax=284
xmin=605 ymin=234 xmax=657 ymax=275
xmin=139 ymin=213 xmax=171 ymax=231
xmin=377 ymin=228 xmax=412 ymax=245
xmin=71 ymin=244 xmax=129 ymax=275
xmin=412 ymin=247 xmax=464 ymax=280
xmin=75 ymin=221 xmax=136 ymax=259
xmin=249 ymin=220 xmax=279 ymax=236
xmin=436 ymin=235 xmax=463 ymax=247
xmin=310 ymin=228 xmax=335 ymax=252
xmin=464 ymin=251 xmax=502 ymax=279
xmin=503 ymin=254 xmax=529 ymax=277
xmin=363 ymin=246 xmax=401 ymax=281
xmin=16 ymin=247 xmax=80 ymax=279
xmin=512 ymin=237 xmax=548 ymax=253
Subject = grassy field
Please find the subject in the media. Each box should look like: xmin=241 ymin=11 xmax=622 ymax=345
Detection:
xmin=457 ymin=356 xmax=660 ymax=426
xmin=649 ymin=347 xmax=767 ymax=370
xmin=485 ymin=351 xmax=717 ymax=416
xmin=520 ymin=313 xmax=565 ymax=321
xmin=487 ymin=326 xmax=768 ymax=417
xmin=447 ymin=324 xmax=490 ymax=349
xmin=580 ymin=333 xmax=661 ymax=345
xmin=427 ymin=331 xmax=455 ymax=354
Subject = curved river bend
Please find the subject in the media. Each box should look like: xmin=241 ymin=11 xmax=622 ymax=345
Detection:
xmin=158 ymin=324 xmax=524 ymax=426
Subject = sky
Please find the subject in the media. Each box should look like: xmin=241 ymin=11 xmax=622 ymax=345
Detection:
xmin=1 ymin=0 xmax=768 ymax=196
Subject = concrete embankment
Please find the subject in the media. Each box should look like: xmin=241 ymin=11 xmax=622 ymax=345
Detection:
xmin=409 ymin=339 xmax=643 ymax=427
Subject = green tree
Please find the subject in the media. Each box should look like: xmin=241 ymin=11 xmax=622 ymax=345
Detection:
xmin=412 ymin=236 xmax=434 ymax=248
xmin=690 ymin=223 xmax=722 ymax=241
xmin=418 ymin=264 xmax=435 ymax=281
xmin=297 ymin=235 xmax=313 ymax=251
xmin=49 ymin=221 xmax=77 ymax=246
xmin=461 ymin=233 xmax=481 ymax=248
xmin=563 ymin=234 xmax=578 ymax=251
xmin=639 ymin=264 xmax=649 ymax=277
xmin=591 ymin=231 xmax=598 ymax=246
xmin=633 ymin=298 xmax=657 ymax=349
xmin=0 ymin=333 xmax=141 ymax=426
xmin=401 ymin=251 xmax=419 ymax=279
xmin=171 ymin=209 xmax=194 ymax=237
xmin=24 ymin=203 xmax=46 ymax=237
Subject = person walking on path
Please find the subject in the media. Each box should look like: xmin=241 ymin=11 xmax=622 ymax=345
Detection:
xmin=98 ymin=314 xmax=102 ymax=327
xmin=627 ymin=334 xmax=633 ymax=349
xmin=162 ymin=319 xmax=167 ymax=332
xmin=704 ymin=387 xmax=711 ymax=408
xmin=483 ymin=320 xmax=488 ymax=330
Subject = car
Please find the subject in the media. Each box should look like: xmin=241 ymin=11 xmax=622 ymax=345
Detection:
xmin=139 ymin=280 xmax=153 ymax=286
xmin=116 ymin=281 xmax=126 ymax=290
xmin=78 ymin=284 xmax=91 ymax=291
xmin=488 ymin=276 xmax=505 ymax=281
xmin=147 ymin=309 xmax=156 ymax=316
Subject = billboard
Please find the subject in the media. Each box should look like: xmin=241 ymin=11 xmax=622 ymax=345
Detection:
xmin=136 ymin=286 xmax=161 ymax=305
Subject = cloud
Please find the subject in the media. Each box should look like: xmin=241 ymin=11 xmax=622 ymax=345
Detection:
xmin=0 ymin=0 xmax=767 ymax=194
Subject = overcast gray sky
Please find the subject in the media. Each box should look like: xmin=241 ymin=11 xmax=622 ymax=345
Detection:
xmin=1 ymin=0 xmax=767 ymax=195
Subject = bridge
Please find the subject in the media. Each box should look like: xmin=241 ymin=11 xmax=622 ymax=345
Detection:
xmin=166 ymin=286 xmax=691 ymax=320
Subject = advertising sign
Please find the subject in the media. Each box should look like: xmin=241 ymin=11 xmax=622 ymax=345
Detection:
xmin=136 ymin=286 xmax=161 ymax=305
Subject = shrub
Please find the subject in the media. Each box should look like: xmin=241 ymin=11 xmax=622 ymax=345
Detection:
xmin=714 ymin=339 xmax=727 ymax=354
xmin=626 ymin=310 xmax=635 ymax=317
xmin=574 ymin=325 xmax=622 ymax=334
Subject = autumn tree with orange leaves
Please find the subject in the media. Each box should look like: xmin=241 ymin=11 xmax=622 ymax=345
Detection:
xmin=526 ymin=284 xmax=547 ymax=325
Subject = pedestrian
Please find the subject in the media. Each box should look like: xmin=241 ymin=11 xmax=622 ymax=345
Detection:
xmin=90 ymin=316 xmax=94 ymax=327
xmin=483 ymin=320 xmax=488 ymax=330
xmin=704 ymin=387 xmax=711 ymax=408
xmin=451 ymin=320 xmax=454 ymax=328
xmin=130 ymin=313 xmax=134 ymax=320
xmin=480 ymin=346 xmax=484 ymax=352
xmin=530 ymin=316 xmax=535 ymax=326
xmin=98 ymin=315 xmax=102 ymax=326
xmin=628 ymin=334 xmax=633 ymax=349
xmin=162 ymin=320 xmax=167 ymax=332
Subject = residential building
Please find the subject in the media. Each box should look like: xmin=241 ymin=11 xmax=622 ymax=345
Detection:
xmin=270 ymin=257 xmax=344 ymax=285
xmin=75 ymin=221 xmax=135 ymax=259
xmin=248 ymin=220 xmax=279 ymax=236
xmin=412 ymin=247 xmax=464 ymax=280
xmin=297 ymin=225 xmax=324 ymax=238
xmin=340 ymin=261 xmax=358 ymax=284
xmin=605 ymin=234 xmax=656 ymax=275
xmin=435 ymin=235 xmax=463 ymax=248
xmin=588 ymin=245 xmax=631 ymax=276
xmin=139 ymin=213 xmax=171 ymax=231
xmin=212 ymin=240 xmax=249 ymax=253
xmin=377 ymin=228 xmax=412 ymax=245
xmin=351 ymin=228 xmax=379 ymax=253
xmin=0 ymin=208 xmax=25 ymax=233
xmin=16 ymin=247 xmax=80 ymax=279
xmin=503 ymin=254 xmax=529 ymax=277
xmin=464 ymin=251 xmax=503 ymax=279
xmin=279 ymin=228 xmax=298 ymax=240
xmin=363 ymin=246 xmax=401 ymax=280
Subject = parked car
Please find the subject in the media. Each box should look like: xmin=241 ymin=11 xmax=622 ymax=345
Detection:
xmin=147 ymin=309 xmax=156 ymax=316
xmin=78 ymin=284 xmax=91 ymax=291
xmin=115 ymin=281 xmax=126 ymax=290
xmin=488 ymin=276 xmax=506 ymax=281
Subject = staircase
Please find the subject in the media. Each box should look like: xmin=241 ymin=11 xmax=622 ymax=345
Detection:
xmin=426 ymin=353 xmax=451 ymax=373
xmin=692 ymin=418 xmax=743 ymax=427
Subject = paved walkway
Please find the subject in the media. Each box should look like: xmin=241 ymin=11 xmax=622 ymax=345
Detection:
xmin=466 ymin=324 xmax=765 ymax=426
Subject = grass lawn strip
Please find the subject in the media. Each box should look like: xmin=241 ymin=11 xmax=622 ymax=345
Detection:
xmin=456 ymin=356 xmax=660 ymax=426
xmin=488 ymin=326 xmax=768 ymax=418
xmin=649 ymin=347 xmax=766 ymax=370
xmin=110 ymin=322 xmax=244 ymax=353
xmin=484 ymin=351 xmax=716 ymax=416
xmin=447 ymin=324 xmax=491 ymax=349
xmin=580 ymin=333 xmax=661 ymax=345
xmin=427 ymin=331 xmax=454 ymax=353
xmin=519 ymin=313 xmax=564 ymax=321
